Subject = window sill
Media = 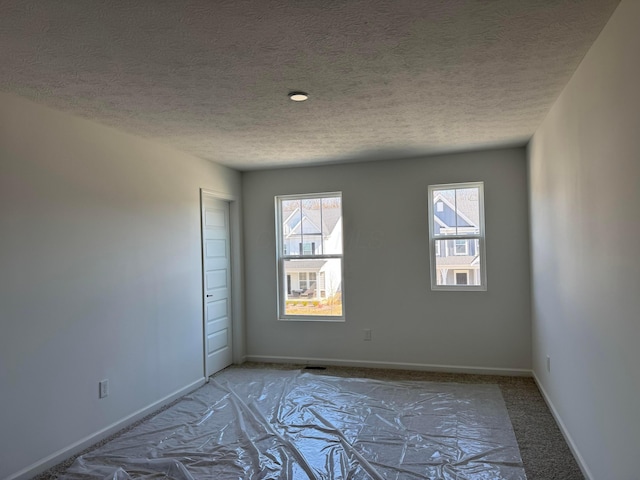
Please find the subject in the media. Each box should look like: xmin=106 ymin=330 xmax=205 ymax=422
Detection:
xmin=431 ymin=285 xmax=487 ymax=292
xmin=278 ymin=316 xmax=346 ymax=323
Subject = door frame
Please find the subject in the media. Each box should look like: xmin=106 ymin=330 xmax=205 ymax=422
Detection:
xmin=200 ymin=188 xmax=244 ymax=377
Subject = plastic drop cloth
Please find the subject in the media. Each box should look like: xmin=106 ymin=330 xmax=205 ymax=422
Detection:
xmin=59 ymin=369 xmax=526 ymax=479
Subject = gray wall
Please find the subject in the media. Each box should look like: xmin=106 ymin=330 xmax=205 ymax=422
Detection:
xmin=528 ymin=0 xmax=639 ymax=478
xmin=0 ymin=94 xmax=243 ymax=479
xmin=243 ymin=148 xmax=531 ymax=372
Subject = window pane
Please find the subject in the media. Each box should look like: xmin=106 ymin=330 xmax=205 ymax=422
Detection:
xmin=434 ymin=239 xmax=482 ymax=286
xmin=321 ymin=197 xmax=343 ymax=254
xmin=283 ymin=258 xmax=342 ymax=316
xmin=432 ymin=187 xmax=480 ymax=236
xmin=455 ymin=187 xmax=480 ymax=235
xmin=301 ymin=198 xmax=322 ymax=239
xmin=432 ymin=189 xmax=455 ymax=237
xmin=282 ymin=199 xmax=302 ymax=255
xmin=278 ymin=193 xmax=344 ymax=319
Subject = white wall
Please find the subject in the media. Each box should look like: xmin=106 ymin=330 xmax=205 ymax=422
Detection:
xmin=243 ymin=148 xmax=531 ymax=373
xmin=528 ymin=0 xmax=640 ymax=478
xmin=0 ymin=94 xmax=243 ymax=479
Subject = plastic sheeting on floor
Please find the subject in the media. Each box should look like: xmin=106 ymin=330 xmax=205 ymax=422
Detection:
xmin=59 ymin=368 xmax=526 ymax=479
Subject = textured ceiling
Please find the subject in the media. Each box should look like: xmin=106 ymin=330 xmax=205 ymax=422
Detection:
xmin=0 ymin=0 xmax=620 ymax=170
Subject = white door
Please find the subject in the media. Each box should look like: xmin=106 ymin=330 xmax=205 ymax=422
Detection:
xmin=201 ymin=194 xmax=233 ymax=377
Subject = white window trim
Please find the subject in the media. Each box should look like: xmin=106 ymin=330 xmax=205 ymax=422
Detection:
xmin=275 ymin=192 xmax=345 ymax=321
xmin=428 ymin=182 xmax=487 ymax=291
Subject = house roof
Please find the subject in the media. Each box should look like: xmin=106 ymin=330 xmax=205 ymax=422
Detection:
xmin=435 ymin=255 xmax=480 ymax=267
xmin=434 ymin=189 xmax=480 ymax=227
xmin=283 ymin=203 xmax=342 ymax=237
xmin=0 ymin=0 xmax=620 ymax=169
xmin=285 ymin=260 xmax=327 ymax=270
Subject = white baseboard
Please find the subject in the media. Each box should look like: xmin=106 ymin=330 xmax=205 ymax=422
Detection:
xmin=532 ymin=372 xmax=593 ymax=480
xmin=246 ymin=355 xmax=532 ymax=377
xmin=7 ymin=377 xmax=206 ymax=480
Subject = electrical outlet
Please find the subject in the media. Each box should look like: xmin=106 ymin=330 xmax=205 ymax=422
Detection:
xmin=546 ymin=356 xmax=551 ymax=373
xmin=363 ymin=329 xmax=372 ymax=341
xmin=99 ymin=379 xmax=109 ymax=398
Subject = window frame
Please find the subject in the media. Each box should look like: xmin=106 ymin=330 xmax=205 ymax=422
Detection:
xmin=428 ymin=182 xmax=487 ymax=291
xmin=275 ymin=192 xmax=345 ymax=321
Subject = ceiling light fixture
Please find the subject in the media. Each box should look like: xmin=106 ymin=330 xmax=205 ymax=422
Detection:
xmin=288 ymin=91 xmax=309 ymax=102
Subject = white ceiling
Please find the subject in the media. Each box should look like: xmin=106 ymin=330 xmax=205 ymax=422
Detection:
xmin=0 ymin=0 xmax=620 ymax=170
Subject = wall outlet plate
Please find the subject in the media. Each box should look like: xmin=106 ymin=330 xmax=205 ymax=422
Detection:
xmin=546 ymin=356 xmax=551 ymax=373
xmin=99 ymin=379 xmax=109 ymax=398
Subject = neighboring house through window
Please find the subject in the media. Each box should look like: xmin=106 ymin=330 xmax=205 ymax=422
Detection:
xmin=276 ymin=193 xmax=344 ymax=320
xmin=428 ymin=182 xmax=486 ymax=290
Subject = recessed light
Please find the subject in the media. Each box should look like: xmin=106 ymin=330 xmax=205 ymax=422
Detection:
xmin=289 ymin=91 xmax=309 ymax=102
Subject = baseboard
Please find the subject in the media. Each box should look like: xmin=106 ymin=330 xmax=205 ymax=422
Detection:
xmin=532 ymin=372 xmax=593 ymax=480
xmin=7 ymin=377 xmax=206 ymax=480
xmin=246 ymin=355 xmax=532 ymax=377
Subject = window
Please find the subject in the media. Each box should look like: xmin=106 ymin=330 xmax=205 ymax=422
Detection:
xmin=428 ymin=182 xmax=486 ymax=290
xmin=301 ymin=242 xmax=316 ymax=255
xmin=454 ymin=239 xmax=468 ymax=255
xmin=299 ymin=272 xmax=317 ymax=291
xmin=276 ymin=193 xmax=344 ymax=320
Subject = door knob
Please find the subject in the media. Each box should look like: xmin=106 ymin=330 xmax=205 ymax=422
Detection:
xmin=206 ymin=294 xmax=213 ymax=297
